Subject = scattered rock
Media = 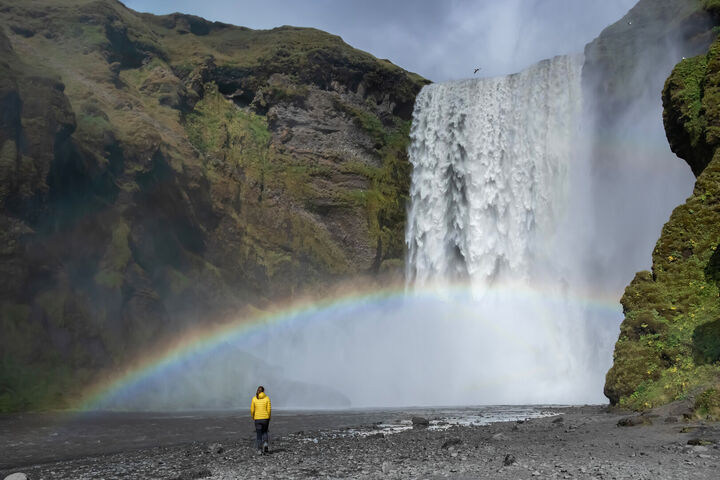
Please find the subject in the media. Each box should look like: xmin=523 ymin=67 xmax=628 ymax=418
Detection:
xmin=441 ymin=438 xmax=463 ymax=449
xmin=683 ymin=444 xmax=710 ymax=454
xmin=687 ymin=438 xmax=714 ymax=446
xmin=503 ymin=453 xmax=516 ymax=466
xmin=617 ymin=416 xmax=651 ymax=427
xmin=206 ymin=443 xmax=224 ymax=454
xmin=3 ymin=474 xmax=28 ymax=480
xmin=172 ymin=468 xmax=212 ymax=480
xmin=552 ymin=417 xmax=564 ymax=424
xmin=411 ymin=416 xmax=430 ymax=427
xmin=664 ymin=416 xmax=679 ymax=423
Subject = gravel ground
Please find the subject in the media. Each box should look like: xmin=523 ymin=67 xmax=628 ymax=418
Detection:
xmin=2 ymin=405 xmax=719 ymax=479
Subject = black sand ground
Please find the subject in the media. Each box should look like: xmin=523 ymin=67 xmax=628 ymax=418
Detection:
xmin=1 ymin=405 xmax=719 ymax=479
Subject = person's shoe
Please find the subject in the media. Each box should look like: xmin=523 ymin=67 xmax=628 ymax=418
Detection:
xmin=263 ymin=441 xmax=269 ymax=453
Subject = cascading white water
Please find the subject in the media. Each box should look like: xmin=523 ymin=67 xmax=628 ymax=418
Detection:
xmin=406 ymin=55 xmax=584 ymax=288
xmin=96 ymin=54 xmax=622 ymax=411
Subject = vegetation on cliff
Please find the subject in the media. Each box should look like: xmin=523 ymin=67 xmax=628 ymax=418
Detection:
xmin=605 ymin=7 xmax=720 ymax=414
xmin=0 ymin=0 xmax=427 ymax=411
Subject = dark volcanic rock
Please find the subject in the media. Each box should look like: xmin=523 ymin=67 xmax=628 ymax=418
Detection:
xmin=206 ymin=443 xmax=224 ymax=455
xmin=411 ymin=416 xmax=429 ymax=427
xmin=441 ymin=438 xmax=462 ymax=449
xmin=617 ymin=416 xmax=652 ymax=427
xmin=0 ymin=0 xmax=428 ymax=412
xmin=601 ymin=0 xmax=720 ymax=413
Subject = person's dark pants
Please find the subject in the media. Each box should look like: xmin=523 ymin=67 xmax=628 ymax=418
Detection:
xmin=254 ymin=419 xmax=270 ymax=450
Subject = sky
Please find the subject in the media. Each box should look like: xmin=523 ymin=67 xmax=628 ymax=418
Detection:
xmin=122 ymin=0 xmax=637 ymax=82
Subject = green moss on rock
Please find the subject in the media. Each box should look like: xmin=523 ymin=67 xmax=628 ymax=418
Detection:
xmin=695 ymin=386 xmax=720 ymax=419
xmin=607 ymin=34 xmax=720 ymax=410
xmin=0 ymin=0 xmax=428 ymax=412
xmin=94 ymin=220 xmax=131 ymax=289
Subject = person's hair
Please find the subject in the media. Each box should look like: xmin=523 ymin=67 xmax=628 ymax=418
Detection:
xmin=256 ymin=386 xmax=264 ymax=398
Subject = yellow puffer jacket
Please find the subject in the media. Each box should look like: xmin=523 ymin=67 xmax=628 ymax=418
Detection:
xmin=251 ymin=392 xmax=271 ymax=420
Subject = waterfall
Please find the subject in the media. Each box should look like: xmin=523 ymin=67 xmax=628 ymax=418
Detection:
xmin=101 ymin=54 xmax=616 ymax=410
xmin=406 ymin=55 xmax=584 ymax=288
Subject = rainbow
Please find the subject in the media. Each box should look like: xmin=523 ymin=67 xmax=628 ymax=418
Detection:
xmin=77 ymin=281 xmax=623 ymax=411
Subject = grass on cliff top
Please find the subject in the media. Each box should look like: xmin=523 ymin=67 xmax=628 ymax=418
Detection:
xmin=664 ymin=55 xmax=709 ymax=151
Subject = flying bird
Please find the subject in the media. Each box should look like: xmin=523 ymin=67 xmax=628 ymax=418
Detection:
xmin=474 ymin=68 xmax=481 ymax=74
xmin=627 ymin=20 xmax=632 ymax=25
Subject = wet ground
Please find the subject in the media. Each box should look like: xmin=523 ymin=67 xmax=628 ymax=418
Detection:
xmin=2 ymin=405 xmax=719 ymax=479
xmin=0 ymin=405 xmax=553 ymax=469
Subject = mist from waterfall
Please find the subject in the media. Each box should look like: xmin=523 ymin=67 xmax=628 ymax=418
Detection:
xmin=89 ymin=11 xmax=700 ymax=410
xmin=95 ymin=55 xmax=620 ymax=411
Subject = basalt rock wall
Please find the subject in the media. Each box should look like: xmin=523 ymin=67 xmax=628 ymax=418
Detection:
xmin=0 ymin=0 xmax=428 ymax=411
xmin=603 ymin=0 xmax=720 ymax=416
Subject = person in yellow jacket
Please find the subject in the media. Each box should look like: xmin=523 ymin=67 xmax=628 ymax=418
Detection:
xmin=251 ymin=386 xmax=271 ymax=454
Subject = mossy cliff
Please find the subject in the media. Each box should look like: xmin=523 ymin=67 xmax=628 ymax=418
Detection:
xmin=0 ymin=0 xmax=428 ymax=411
xmin=584 ymin=0 xmax=715 ymax=133
xmin=604 ymin=2 xmax=720 ymax=414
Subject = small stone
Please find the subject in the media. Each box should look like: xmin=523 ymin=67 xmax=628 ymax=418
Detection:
xmin=617 ymin=416 xmax=651 ymax=427
xmin=503 ymin=454 xmax=516 ymax=466
xmin=412 ymin=416 xmax=430 ymax=427
xmin=441 ymin=438 xmax=463 ymax=449
xmin=687 ymin=438 xmax=713 ymax=446
xmin=207 ymin=443 xmax=224 ymax=454
xmin=552 ymin=417 xmax=564 ymax=424
xmin=4 ymin=474 xmax=28 ymax=480
xmin=382 ymin=462 xmax=390 ymax=473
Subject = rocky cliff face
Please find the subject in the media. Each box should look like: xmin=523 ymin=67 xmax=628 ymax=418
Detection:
xmin=604 ymin=1 xmax=720 ymax=417
xmin=0 ymin=0 xmax=427 ymax=411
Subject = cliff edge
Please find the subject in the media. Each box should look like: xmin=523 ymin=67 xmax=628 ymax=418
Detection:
xmin=605 ymin=1 xmax=720 ymax=418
